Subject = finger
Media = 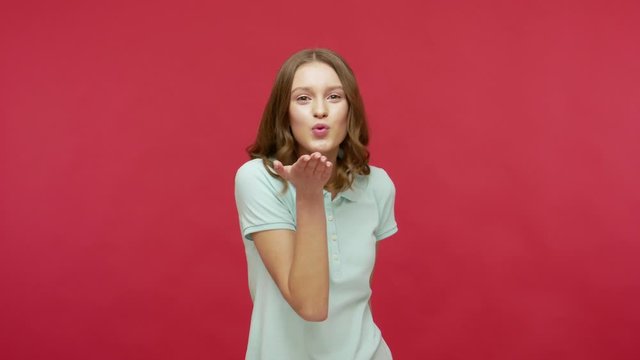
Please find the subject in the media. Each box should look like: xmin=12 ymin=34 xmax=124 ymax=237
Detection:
xmin=325 ymin=161 xmax=333 ymax=178
xmin=306 ymin=153 xmax=321 ymax=174
xmin=314 ymin=155 xmax=328 ymax=176
xmin=295 ymin=154 xmax=311 ymax=173
xmin=321 ymin=160 xmax=333 ymax=179
xmin=273 ymin=160 xmax=287 ymax=178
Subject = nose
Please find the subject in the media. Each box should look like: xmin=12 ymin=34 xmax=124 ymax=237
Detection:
xmin=312 ymin=100 xmax=328 ymax=119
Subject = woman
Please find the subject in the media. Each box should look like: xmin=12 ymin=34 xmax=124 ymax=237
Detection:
xmin=234 ymin=48 xmax=398 ymax=360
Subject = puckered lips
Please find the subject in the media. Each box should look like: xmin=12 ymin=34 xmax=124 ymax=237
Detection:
xmin=311 ymin=123 xmax=330 ymax=137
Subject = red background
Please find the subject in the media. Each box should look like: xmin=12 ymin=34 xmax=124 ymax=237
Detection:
xmin=2 ymin=0 xmax=639 ymax=359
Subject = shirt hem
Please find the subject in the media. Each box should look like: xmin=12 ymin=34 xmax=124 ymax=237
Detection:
xmin=375 ymin=225 xmax=398 ymax=241
xmin=243 ymin=223 xmax=296 ymax=241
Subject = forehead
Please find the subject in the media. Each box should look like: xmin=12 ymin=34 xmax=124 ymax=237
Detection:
xmin=291 ymin=62 xmax=342 ymax=89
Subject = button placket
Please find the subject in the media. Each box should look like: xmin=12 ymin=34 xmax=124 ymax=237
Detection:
xmin=324 ymin=193 xmax=342 ymax=278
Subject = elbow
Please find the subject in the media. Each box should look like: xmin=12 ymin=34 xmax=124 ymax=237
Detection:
xmin=298 ymin=309 xmax=328 ymax=322
xmin=287 ymin=281 xmax=329 ymax=322
xmin=295 ymin=304 xmax=328 ymax=322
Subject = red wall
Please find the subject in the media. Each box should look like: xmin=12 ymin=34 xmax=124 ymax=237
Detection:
xmin=2 ymin=0 xmax=639 ymax=359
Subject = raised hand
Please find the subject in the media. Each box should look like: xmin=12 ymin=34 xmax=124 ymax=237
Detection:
xmin=273 ymin=153 xmax=333 ymax=195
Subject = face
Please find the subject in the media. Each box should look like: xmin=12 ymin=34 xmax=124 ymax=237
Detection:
xmin=289 ymin=61 xmax=348 ymax=161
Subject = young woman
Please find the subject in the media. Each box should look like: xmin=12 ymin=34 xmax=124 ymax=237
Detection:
xmin=234 ymin=48 xmax=398 ymax=360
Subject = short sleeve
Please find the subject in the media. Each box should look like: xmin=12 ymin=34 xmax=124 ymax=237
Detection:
xmin=373 ymin=168 xmax=398 ymax=241
xmin=234 ymin=160 xmax=296 ymax=241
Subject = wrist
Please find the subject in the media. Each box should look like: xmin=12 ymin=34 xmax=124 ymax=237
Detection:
xmin=296 ymin=189 xmax=324 ymax=202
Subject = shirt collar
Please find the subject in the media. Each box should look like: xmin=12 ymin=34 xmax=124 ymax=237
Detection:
xmin=337 ymin=187 xmax=359 ymax=201
xmin=331 ymin=175 xmax=365 ymax=202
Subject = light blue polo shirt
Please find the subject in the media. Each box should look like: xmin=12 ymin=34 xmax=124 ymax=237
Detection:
xmin=234 ymin=158 xmax=398 ymax=360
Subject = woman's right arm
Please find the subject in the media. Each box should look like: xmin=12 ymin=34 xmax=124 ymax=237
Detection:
xmin=252 ymin=153 xmax=332 ymax=322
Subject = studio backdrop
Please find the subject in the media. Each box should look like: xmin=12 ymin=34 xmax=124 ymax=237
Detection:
xmin=1 ymin=0 xmax=639 ymax=359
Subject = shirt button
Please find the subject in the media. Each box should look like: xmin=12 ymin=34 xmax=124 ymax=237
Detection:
xmin=331 ymin=234 xmax=337 ymax=241
xmin=327 ymin=215 xmax=334 ymax=221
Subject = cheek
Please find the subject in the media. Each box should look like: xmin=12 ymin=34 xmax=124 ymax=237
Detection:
xmin=336 ymin=106 xmax=349 ymax=137
xmin=289 ymin=105 xmax=308 ymax=125
xmin=288 ymin=109 xmax=306 ymax=141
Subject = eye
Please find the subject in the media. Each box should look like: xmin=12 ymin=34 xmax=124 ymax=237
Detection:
xmin=296 ymin=95 xmax=311 ymax=103
xmin=328 ymin=94 xmax=342 ymax=101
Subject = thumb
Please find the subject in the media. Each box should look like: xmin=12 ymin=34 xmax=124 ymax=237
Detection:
xmin=273 ymin=160 xmax=288 ymax=179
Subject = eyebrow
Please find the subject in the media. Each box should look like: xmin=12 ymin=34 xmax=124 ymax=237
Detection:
xmin=291 ymin=85 xmax=344 ymax=93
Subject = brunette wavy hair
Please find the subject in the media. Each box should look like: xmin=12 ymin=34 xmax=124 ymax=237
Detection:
xmin=247 ymin=48 xmax=370 ymax=193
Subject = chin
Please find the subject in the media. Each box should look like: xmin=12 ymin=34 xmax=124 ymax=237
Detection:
xmin=300 ymin=142 xmax=332 ymax=154
xmin=311 ymin=146 xmax=336 ymax=155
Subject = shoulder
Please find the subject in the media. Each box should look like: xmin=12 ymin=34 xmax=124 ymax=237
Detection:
xmin=236 ymin=158 xmax=267 ymax=177
xmin=235 ymin=158 xmax=281 ymax=191
xmin=365 ymin=165 xmax=395 ymax=192
xmin=235 ymin=158 xmax=276 ymax=183
xmin=351 ymin=165 xmax=396 ymax=203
